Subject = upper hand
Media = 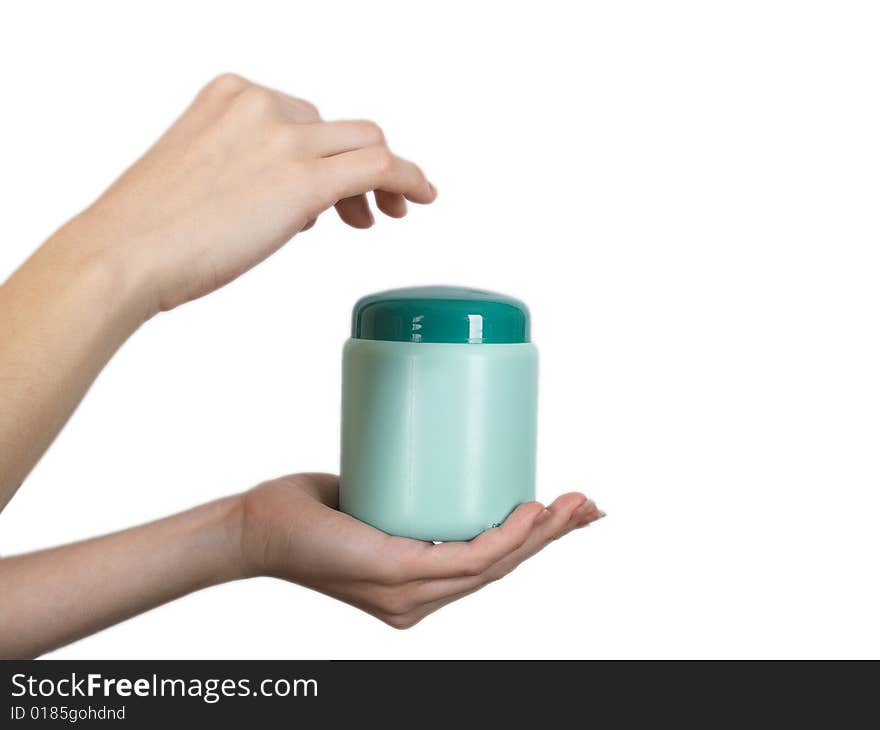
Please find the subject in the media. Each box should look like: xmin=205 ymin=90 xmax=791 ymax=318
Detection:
xmin=68 ymin=74 xmax=437 ymax=314
xmin=235 ymin=473 xmax=604 ymax=629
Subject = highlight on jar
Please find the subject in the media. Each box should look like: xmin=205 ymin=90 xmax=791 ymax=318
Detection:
xmin=340 ymin=286 xmax=538 ymax=542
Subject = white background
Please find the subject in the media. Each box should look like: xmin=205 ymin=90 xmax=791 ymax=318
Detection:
xmin=1 ymin=1 xmax=878 ymax=659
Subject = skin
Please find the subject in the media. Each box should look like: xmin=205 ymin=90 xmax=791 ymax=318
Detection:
xmin=0 ymin=74 xmax=604 ymax=658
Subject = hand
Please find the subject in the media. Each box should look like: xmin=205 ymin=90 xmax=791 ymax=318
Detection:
xmin=237 ymin=473 xmax=605 ymax=628
xmin=66 ymin=73 xmax=437 ymax=314
xmin=0 ymin=74 xmax=436 ymax=505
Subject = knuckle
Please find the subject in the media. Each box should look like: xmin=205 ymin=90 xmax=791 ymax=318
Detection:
xmin=272 ymin=123 xmax=303 ymax=152
xmin=202 ymin=72 xmax=249 ymax=98
xmin=383 ymin=613 xmax=419 ymax=630
xmin=376 ymin=588 xmax=415 ymax=617
xmin=298 ymin=98 xmax=320 ymax=119
xmin=233 ymin=85 xmax=276 ymax=116
xmin=356 ymin=119 xmax=385 ymax=145
xmin=463 ymin=557 xmax=488 ymax=577
xmin=304 ymin=175 xmax=336 ymax=212
xmin=484 ymin=565 xmax=508 ymax=583
xmin=370 ymin=144 xmax=396 ymax=174
xmin=412 ymin=162 xmax=428 ymax=185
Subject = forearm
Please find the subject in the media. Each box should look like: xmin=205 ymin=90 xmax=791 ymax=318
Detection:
xmin=0 ymin=215 xmax=152 ymax=509
xmin=0 ymin=494 xmax=244 ymax=658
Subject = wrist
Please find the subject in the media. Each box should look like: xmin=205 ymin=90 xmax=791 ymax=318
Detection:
xmin=43 ymin=211 xmax=161 ymax=328
xmin=170 ymin=495 xmax=252 ymax=589
xmin=219 ymin=493 xmax=254 ymax=581
xmin=196 ymin=494 xmax=252 ymax=585
xmin=231 ymin=486 xmax=289 ymax=580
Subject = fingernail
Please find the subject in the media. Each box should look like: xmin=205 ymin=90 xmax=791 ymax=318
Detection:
xmin=575 ymin=499 xmax=595 ymax=514
xmin=574 ymin=501 xmax=606 ymax=527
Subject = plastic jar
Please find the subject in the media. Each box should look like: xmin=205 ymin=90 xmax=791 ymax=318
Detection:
xmin=340 ymin=286 xmax=537 ymax=541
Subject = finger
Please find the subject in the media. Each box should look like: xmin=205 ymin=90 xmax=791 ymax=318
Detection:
xmin=395 ymin=502 xmax=544 ymax=581
xmin=301 ymin=217 xmax=318 ymax=232
xmin=477 ymin=493 xmax=604 ymax=577
xmin=303 ymin=124 xmax=430 ymax=216
xmin=370 ymin=494 xmax=605 ymax=627
xmin=302 ymin=120 xmax=385 ymax=157
xmin=508 ymin=492 xmax=590 ymax=552
xmin=334 ymin=195 xmax=374 ymax=228
xmin=314 ymin=145 xmax=436 ymax=207
xmin=374 ymin=190 xmax=408 ymax=218
xmin=346 ymin=495 xmax=603 ymax=628
xmin=402 ymin=493 xmax=599 ymax=605
xmin=568 ymin=499 xmax=606 ymax=532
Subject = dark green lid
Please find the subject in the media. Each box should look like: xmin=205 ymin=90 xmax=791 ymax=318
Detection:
xmin=352 ymin=286 xmax=530 ymax=344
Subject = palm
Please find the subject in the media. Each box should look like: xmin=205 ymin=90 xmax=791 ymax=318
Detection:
xmin=240 ymin=473 xmax=602 ymax=628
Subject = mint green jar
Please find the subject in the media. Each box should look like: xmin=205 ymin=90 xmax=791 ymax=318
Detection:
xmin=340 ymin=286 xmax=537 ymax=542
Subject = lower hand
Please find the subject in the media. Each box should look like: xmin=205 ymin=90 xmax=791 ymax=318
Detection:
xmin=237 ymin=473 xmax=604 ymax=628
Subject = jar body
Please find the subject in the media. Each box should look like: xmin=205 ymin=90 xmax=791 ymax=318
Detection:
xmin=340 ymin=338 xmax=538 ymax=541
